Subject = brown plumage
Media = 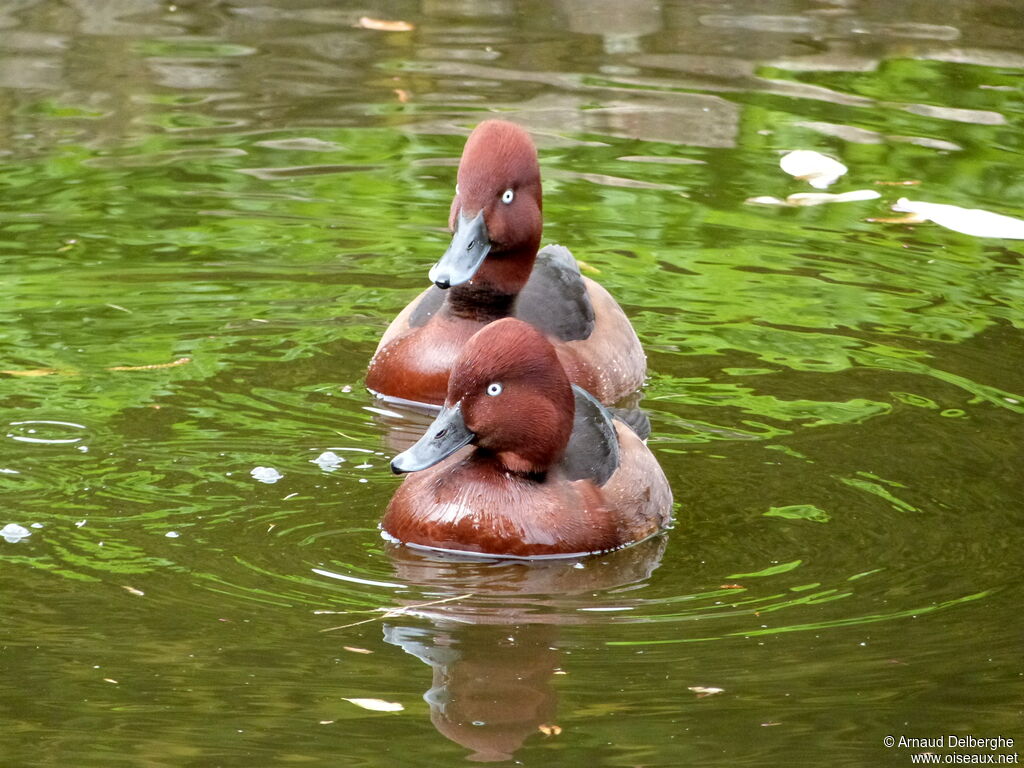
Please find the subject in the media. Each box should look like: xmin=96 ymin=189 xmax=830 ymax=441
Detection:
xmin=382 ymin=318 xmax=672 ymax=558
xmin=366 ymin=120 xmax=646 ymax=406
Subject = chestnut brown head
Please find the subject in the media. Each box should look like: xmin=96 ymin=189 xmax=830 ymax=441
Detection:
xmin=429 ymin=121 xmax=543 ymax=294
xmin=391 ymin=318 xmax=574 ymax=477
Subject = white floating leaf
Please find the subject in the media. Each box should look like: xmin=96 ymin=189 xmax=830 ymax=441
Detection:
xmin=747 ymin=189 xmax=880 ymax=207
xmin=789 ymin=190 xmax=879 ymax=205
xmin=688 ymin=686 xmax=725 ymax=697
xmin=1 ymin=523 xmax=32 ymax=543
xmin=357 ymin=16 xmax=414 ymax=32
xmin=780 ymin=150 xmax=847 ymax=189
xmin=892 ymin=198 xmax=1024 ymax=239
xmin=251 ymin=466 xmax=284 ymax=484
xmin=343 ymin=697 xmax=404 ymax=712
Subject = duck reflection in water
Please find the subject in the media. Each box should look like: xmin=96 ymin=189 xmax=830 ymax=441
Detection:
xmin=380 ymin=535 xmax=666 ymax=762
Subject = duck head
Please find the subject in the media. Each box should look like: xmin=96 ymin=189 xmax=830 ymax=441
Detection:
xmin=429 ymin=121 xmax=543 ymax=296
xmin=391 ymin=318 xmax=574 ymax=477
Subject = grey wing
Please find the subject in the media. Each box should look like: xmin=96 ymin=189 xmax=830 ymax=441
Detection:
xmin=514 ymin=245 xmax=595 ymax=341
xmin=607 ymin=406 xmax=651 ymax=441
xmin=561 ymin=385 xmax=620 ymax=486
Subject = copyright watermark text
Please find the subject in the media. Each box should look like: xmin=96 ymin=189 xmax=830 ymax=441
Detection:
xmin=883 ymin=735 xmax=1018 ymax=764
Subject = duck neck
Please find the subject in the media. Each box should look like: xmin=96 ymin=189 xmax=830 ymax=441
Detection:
xmin=446 ymin=246 xmax=537 ymax=322
xmin=473 ymin=397 xmax=573 ymax=480
xmin=471 ymin=448 xmax=550 ymax=483
xmin=447 ymin=282 xmax=516 ymax=322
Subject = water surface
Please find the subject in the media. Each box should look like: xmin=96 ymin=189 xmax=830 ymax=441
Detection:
xmin=1 ymin=1 xmax=1022 ymax=766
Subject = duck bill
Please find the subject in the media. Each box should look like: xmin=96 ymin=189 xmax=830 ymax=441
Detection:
xmin=391 ymin=403 xmax=474 ymax=474
xmin=428 ymin=210 xmax=491 ymax=289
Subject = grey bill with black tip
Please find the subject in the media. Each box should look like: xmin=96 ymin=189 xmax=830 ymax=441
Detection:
xmin=391 ymin=403 xmax=475 ymax=474
xmin=428 ymin=210 xmax=491 ymax=289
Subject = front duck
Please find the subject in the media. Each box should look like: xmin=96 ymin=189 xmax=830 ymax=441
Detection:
xmin=382 ymin=318 xmax=673 ymax=558
xmin=366 ymin=119 xmax=646 ymax=406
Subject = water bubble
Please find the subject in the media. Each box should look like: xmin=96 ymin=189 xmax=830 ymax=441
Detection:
xmin=251 ymin=466 xmax=284 ymax=484
xmin=1 ymin=523 xmax=32 ymax=543
xmin=311 ymin=451 xmax=345 ymax=471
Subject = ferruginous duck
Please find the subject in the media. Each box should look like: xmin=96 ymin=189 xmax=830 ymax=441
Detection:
xmin=382 ymin=318 xmax=672 ymax=558
xmin=366 ymin=119 xmax=646 ymax=407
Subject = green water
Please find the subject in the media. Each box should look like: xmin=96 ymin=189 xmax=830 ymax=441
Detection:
xmin=2 ymin=1 xmax=1022 ymax=766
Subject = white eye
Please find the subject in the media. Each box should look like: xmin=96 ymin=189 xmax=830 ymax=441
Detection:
xmin=501 ymin=188 xmax=514 ymax=204
xmin=455 ymin=183 xmax=460 ymax=195
xmin=486 ymin=382 xmax=503 ymax=397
